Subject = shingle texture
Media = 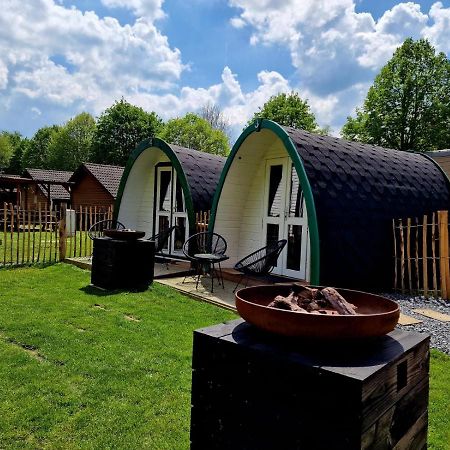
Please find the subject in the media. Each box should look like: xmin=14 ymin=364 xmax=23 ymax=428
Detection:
xmin=78 ymin=163 xmax=124 ymax=198
xmin=282 ymin=127 xmax=450 ymax=290
xmin=171 ymin=146 xmax=226 ymax=213
xmin=25 ymin=168 xmax=71 ymax=200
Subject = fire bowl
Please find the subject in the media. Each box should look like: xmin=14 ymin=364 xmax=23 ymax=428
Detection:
xmin=103 ymin=229 xmax=146 ymax=240
xmin=235 ymin=284 xmax=400 ymax=339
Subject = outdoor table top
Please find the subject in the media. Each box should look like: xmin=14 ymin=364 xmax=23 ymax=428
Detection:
xmin=194 ymin=253 xmax=229 ymax=262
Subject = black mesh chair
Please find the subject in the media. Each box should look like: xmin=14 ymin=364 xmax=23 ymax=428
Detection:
xmin=149 ymin=225 xmax=177 ymax=269
xmin=88 ymin=219 xmax=125 ymax=240
xmin=182 ymin=232 xmax=229 ymax=293
xmin=233 ymin=239 xmax=287 ymax=292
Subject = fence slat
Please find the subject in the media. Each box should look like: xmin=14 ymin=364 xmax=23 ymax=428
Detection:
xmin=422 ymin=215 xmax=428 ymax=297
xmin=406 ymin=218 xmax=412 ymax=291
xmin=393 ymin=219 xmax=397 ymax=291
xmin=438 ymin=210 xmax=449 ymax=300
xmin=399 ymin=219 xmax=405 ymax=293
xmin=37 ymin=204 xmax=42 ymax=263
xmin=3 ymin=203 xmax=7 ymax=266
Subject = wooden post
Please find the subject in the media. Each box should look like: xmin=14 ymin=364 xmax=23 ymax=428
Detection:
xmin=84 ymin=206 xmax=88 ymax=257
xmin=432 ymin=213 xmax=438 ymax=297
xmin=21 ymin=208 xmax=25 ymax=264
xmin=393 ymin=219 xmax=397 ymax=291
xmin=9 ymin=203 xmax=14 ymax=265
xmin=407 ymin=218 xmax=412 ymax=292
xmin=48 ymin=205 xmax=53 ymax=262
xmin=79 ymin=205 xmax=83 ymax=257
xmin=43 ymin=203 xmax=48 ymax=263
xmin=31 ymin=209 xmax=36 ymax=263
xmin=399 ymin=219 xmax=405 ymax=293
xmin=3 ymin=202 xmax=7 ymax=266
xmin=422 ymin=215 xmax=428 ymax=297
xmin=54 ymin=205 xmax=59 ymax=261
xmin=27 ymin=209 xmax=31 ymax=263
xmin=438 ymin=210 xmax=449 ymax=299
xmin=16 ymin=206 xmax=20 ymax=264
xmin=59 ymin=203 xmax=67 ymax=261
xmin=415 ymin=217 xmax=419 ymax=293
xmin=37 ymin=204 xmax=42 ymax=262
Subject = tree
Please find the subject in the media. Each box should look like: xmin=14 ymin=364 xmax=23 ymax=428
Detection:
xmin=341 ymin=38 xmax=450 ymax=152
xmin=250 ymin=91 xmax=320 ymax=132
xmin=48 ymin=112 xmax=96 ymax=170
xmin=92 ymin=99 xmax=163 ymax=165
xmin=160 ymin=113 xmax=230 ymax=156
xmin=200 ymin=102 xmax=231 ymax=139
xmin=0 ymin=134 xmax=14 ymax=169
xmin=22 ymin=125 xmax=60 ymax=169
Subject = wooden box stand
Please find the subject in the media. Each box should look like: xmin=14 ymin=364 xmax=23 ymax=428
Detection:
xmin=91 ymin=237 xmax=155 ymax=290
xmin=191 ymin=319 xmax=429 ymax=450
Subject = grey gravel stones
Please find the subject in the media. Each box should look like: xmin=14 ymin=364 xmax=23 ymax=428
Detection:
xmin=383 ymin=293 xmax=450 ymax=355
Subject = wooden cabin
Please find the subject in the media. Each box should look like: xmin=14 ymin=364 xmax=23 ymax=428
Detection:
xmin=115 ymin=137 xmax=225 ymax=259
xmin=21 ymin=168 xmax=71 ymax=210
xmin=210 ymin=119 xmax=450 ymax=291
xmin=69 ymin=163 xmax=124 ymax=211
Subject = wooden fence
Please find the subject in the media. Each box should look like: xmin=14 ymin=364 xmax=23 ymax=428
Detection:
xmin=393 ymin=210 xmax=450 ymax=299
xmin=196 ymin=211 xmax=210 ymax=233
xmin=0 ymin=203 xmax=113 ymax=267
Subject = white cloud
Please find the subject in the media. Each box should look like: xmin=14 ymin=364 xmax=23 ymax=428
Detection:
xmin=422 ymin=2 xmax=450 ymax=54
xmin=101 ymin=0 xmax=165 ymax=20
xmin=228 ymin=0 xmax=450 ymax=130
xmin=0 ymin=0 xmax=183 ymax=115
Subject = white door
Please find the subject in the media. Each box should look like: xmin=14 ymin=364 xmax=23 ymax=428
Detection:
xmin=155 ymin=166 xmax=189 ymax=256
xmin=262 ymin=158 xmax=309 ymax=279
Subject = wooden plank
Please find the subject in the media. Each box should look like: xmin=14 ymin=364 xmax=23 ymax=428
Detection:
xmin=48 ymin=205 xmax=53 ymax=262
xmin=393 ymin=219 xmax=397 ymax=290
xmin=412 ymin=308 xmax=450 ymax=322
xmin=432 ymin=212 xmax=438 ymax=297
xmin=407 ymin=218 xmax=412 ymax=292
xmin=54 ymin=205 xmax=59 ymax=261
xmin=398 ymin=313 xmax=422 ymax=326
xmin=422 ymin=215 xmax=428 ymax=297
xmin=399 ymin=219 xmax=405 ymax=293
xmin=438 ymin=211 xmax=448 ymax=298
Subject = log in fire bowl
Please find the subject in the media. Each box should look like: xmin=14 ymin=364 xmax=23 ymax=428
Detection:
xmin=103 ymin=229 xmax=145 ymax=241
xmin=235 ymin=284 xmax=400 ymax=339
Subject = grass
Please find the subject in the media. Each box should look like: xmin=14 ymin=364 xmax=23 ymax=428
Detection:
xmin=0 ymin=264 xmax=448 ymax=449
xmin=0 ymin=264 xmax=236 ymax=449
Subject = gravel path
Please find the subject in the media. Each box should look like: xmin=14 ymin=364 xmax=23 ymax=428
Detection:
xmin=383 ymin=293 xmax=450 ymax=355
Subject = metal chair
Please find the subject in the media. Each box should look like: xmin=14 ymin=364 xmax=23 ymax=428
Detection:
xmin=149 ymin=225 xmax=177 ymax=269
xmin=233 ymin=239 xmax=287 ymax=292
xmin=182 ymin=232 xmax=229 ymax=293
xmin=88 ymin=219 xmax=125 ymax=240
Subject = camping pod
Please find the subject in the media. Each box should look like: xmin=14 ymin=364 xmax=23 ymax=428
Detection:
xmin=115 ymin=137 xmax=226 ymax=258
xmin=210 ymin=119 xmax=450 ymax=291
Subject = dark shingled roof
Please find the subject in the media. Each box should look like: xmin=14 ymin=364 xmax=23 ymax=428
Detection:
xmin=24 ymin=168 xmax=71 ymax=200
xmin=282 ymin=127 xmax=450 ymax=290
xmin=70 ymin=163 xmax=124 ymax=198
xmin=171 ymin=145 xmax=226 ymax=213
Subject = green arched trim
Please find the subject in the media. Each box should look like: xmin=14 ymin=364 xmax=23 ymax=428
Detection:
xmin=114 ymin=137 xmax=196 ymax=235
xmin=208 ymin=119 xmax=320 ymax=285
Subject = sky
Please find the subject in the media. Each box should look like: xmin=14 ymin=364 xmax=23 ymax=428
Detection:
xmin=1 ymin=0 xmax=450 ymax=141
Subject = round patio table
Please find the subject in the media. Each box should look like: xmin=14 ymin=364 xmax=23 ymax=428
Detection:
xmin=194 ymin=253 xmax=229 ymax=293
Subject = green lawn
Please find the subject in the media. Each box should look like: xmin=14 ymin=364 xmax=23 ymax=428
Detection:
xmin=0 ymin=264 xmax=448 ymax=449
xmin=0 ymin=264 xmax=235 ymax=449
